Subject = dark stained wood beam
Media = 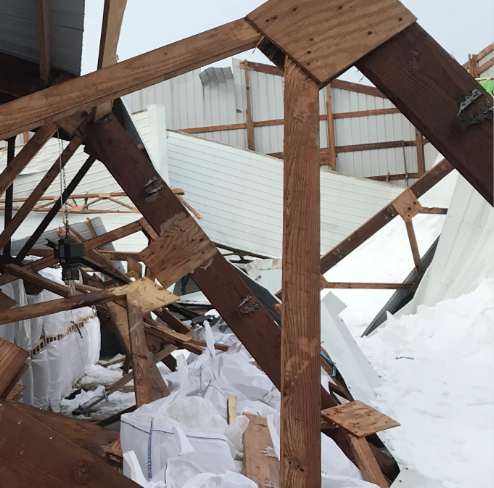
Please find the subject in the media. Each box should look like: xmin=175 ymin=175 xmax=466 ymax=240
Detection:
xmin=356 ymin=23 xmax=493 ymax=204
xmin=35 ymin=0 xmax=51 ymax=81
xmin=0 ymin=19 xmax=261 ymax=139
xmin=2 ymin=137 xmax=16 ymax=257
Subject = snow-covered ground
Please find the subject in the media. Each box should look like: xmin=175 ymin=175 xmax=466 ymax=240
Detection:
xmin=365 ymin=280 xmax=494 ymax=488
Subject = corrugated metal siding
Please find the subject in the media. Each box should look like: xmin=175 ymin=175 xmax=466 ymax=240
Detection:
xmin=0 ymin=0 xmax=84 ymax=75
xmin=1 ymin=110 xmax=404 ymax=257
xmin=122 ymin=58 xmax=437 ymax=185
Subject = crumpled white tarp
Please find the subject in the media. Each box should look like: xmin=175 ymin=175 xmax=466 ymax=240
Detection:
xmin=123 ymin=316 xmax=379 ymax=487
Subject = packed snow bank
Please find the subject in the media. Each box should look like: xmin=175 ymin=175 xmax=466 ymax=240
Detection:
xmin=363 ymin=280 xmax=494 ymax=488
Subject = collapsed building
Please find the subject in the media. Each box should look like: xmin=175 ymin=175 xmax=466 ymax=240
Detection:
xmin=0 ymin=1 xmax=492 ymax=488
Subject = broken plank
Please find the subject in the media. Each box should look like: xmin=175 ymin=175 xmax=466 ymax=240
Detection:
xmin=127 ymin=290 xmax=170 ymax=406
xmin=243 ymin=413 xmax=280 ymax=488
xmin=0 ymin=401 xmax=140 ymax=488
xmin=321 ymin=400 xmax=400 ymax=438
xmin=227 ymin=397 xmax=237 ymax=424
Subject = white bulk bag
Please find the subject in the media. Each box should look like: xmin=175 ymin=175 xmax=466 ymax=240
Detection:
xmin=27 ymin=293 xmax=44 ymax=348
xmin=20 ymin=358 xmax=34 ymax=405
xmin=32 ymin=349 xmax=51 ymax=408
xmin=46 ymin=341 xmax=63 ymax=412
xmin=181 ymin=472 xmax=257 ymax=488
xmin=12 ymin=279 xmax=31 ymax=352
xmin=85 ymin=315 xmax=101 ymax=365
xmin=0 ymin=283 xmax=16 ymax=343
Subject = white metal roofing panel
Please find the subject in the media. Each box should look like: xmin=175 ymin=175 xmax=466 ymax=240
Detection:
xmin=166 ymin=130 xmax=403 ymax=257
xmin=0 ymin=0 xmax=84 ymax=75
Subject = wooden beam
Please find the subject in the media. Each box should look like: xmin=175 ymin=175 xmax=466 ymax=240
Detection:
xmin=0 ymin=401 xmax=140 ymax=488
xmin=126 ymin=256 xmax=142 ymax=279
xmin=0 ymin=19 xmax=261 ymax=139
xmin=35 ymin=0 xmax=51 ymax=81
xmin=0 ymin=136 xmax=83 ymax=252
xmin=0 ymin=290 xmax=16 ymax=312
xmin=15 ymin=156 xmax=97 ymax=261
xmin=405 ymin=220 xmax=423 ymax=276
xmin=415 ymin=128 xmax=425 ymax=176
xmin=0 ymin=338 xmax=29 ymax=396
xmin=244 ymin=64 xmax=255 ymax=150
xmin=356 ymin=23 xmax=493 ymax=204
xmin=0 ymin=122 xmax=57 ymax=197
xmin=227 ymin=397 xmax=237 ymax=424
xmin=127 ymin=290 xmax=170 ymax=406
xmin=243 ymin=413 xmax=280 ymax=488
xmin=2 ymin=137 xmax=15 ymax=257
xmin=326 ymin=84 xmax=336 ymax=170
xmin=94 ymin=0 xmax=128 ymax=120
xmin=15 ymin=403 xmax=120 ymax=465
xmin=281 ymin=58 xmax=321 ymax=488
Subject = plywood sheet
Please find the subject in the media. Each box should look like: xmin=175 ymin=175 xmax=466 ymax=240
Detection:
xmin=139 ymin=215 xmax=217 ymax=289
xmin=321 ymin=400 xmax=400 ymax=438
xmin=247 ymin=0 xmax=415 ymax=85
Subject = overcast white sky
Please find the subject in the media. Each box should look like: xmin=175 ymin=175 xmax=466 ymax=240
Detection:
xmin=82 ymin=0 xmax=494 ymax=83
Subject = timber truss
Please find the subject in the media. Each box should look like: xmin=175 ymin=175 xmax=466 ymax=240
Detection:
xmin=0 ymin=0 xmax=492 ymax=487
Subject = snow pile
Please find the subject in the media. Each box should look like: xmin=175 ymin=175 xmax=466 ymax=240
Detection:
xmin=362 ymin=280 xmax=494 ymax=488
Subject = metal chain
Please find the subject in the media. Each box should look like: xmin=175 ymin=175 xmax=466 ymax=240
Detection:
xmin=56 ymin=129 xmax=70 ymax=237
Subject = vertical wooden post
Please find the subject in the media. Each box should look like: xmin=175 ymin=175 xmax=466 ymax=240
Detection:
xmin=281 ymin=57 xmax=321 ymax=488
xmin=405 ymin=220 xmax=423 ymax=277
xmin=468 ymin=54 xmax=479 ymax=78
xmin=2 ymin=137 xmax=15 ymax=257
xmin=326 ymin=84 xmax=337 ymax=170
xmin=415 ymin=128 xmax=425 ymax=176
xmin=244 ymin=65 xmax=256 ymax=151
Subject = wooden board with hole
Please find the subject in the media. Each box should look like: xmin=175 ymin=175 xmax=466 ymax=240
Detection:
xmin=247 ymin=0 xmax=415 ymax=85
xmin=139 ymin=215 xmax=218 ymax=288
xmin=321 ymin=400 xmax=400 ymax=438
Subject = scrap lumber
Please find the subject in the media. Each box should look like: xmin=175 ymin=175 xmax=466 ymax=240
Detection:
xmin=127 ymin=290 xmax=170 ymax=406
xmin=243 ymin=413 xmax=280 ymax=488
xmin=247 ymin=0 xmax=415 ymax=86
xmin=139 ymin=214 xmax=218 ymax=288
xmin=227 ymin=397 xmax=237 ymax=424
xmin=321 ymin=401 xmax=400 ymax=438
xmin=0 ymin=122 xmax=57 ymax=197
xmin=0 ymin=278 xmax=178 ymax=326
xmin=404 ymin=220 xmax=423 ymax=275
xmin=280 ymin=58 xmax=321 ymax=488
xmin=0 ymin=136 xmax=83 ymax=251
xmin=0 ymin=338 xmax=29 ymax=396
xmin=15 ymin=403 xmax=120 ymax=465
xmin=0 ymin=363 xmax=28 ymax=400
xmin=0 ymin=401 xmax=140 ymax=488
xmin=6 ymin=383 xmax=25 ymax=402
xmin=15 ymin=155 xmax=97 ymax=262
xmin=0 ymin=19 xmax=261 ymax=139
xmin=356 ymin=23 xmax=493 ymax=204
xmin=127 ymin=256 xmax=142 ymax=279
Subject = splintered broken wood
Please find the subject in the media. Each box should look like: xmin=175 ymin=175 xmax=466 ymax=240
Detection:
xmin=247 ymin=0 xmax=415 ymax=86
xmin=243 ymin=413 xmax=280 ymax=488
xmin=127 ymin=290 xmax=170 ymax=406
xmin=139 ymin=214 xmax=218 ymax=288
xmin=321 ymin=400 xmax=400 ymax=438
xmin=0 ymin=401 xmax=140 ymax=488
xmin=0 ymin=338 xmax=29 ymax=396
